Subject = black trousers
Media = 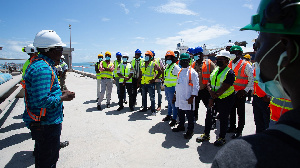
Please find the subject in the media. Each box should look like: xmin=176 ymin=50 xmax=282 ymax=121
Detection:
xmin=252 ymin=95 xmax=270 ymax=133
xmin=132 ymin=78 xmax=138 ymax=104
xmin=119 ymin=83 xmax=134 ymax=108
xmin=229 ymin=93 xmax=246 ymax=133
xmin=204 ymin=93 xmax=235 ymax=138
xmin=194 ymin=88 xmax=210 ymax=119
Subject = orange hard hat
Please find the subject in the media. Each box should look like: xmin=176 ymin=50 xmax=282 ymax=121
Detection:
xmin=145 ymin=50 xmax=153 ymax=57
xmin=165 ymin=50 xmax=175 ymax=57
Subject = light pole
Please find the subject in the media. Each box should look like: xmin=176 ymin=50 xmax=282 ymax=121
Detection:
xmin=69 ymin=24 xmax=72 ymax=69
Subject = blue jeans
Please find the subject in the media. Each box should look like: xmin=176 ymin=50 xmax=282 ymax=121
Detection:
xmin=155 ymin=82 xmax=162 ymax=107
xmin=30 ymin=123 xmax=61 ymax=168
xmin=253 ymin=95 xmax=270 ymax=133
xmin=165 ymin=86 xmax=177 ymax=120
xmin=142 ymin=83 xmax=155 ymax=112
xmin=115 ymin=78 xmax=126 ymax=100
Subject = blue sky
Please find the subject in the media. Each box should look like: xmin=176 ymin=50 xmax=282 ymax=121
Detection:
xmin=0 ymin=0 xmax=260 ymax=63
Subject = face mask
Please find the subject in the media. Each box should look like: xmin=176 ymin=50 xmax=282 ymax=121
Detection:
xmin=105 ymin=56 xmax=110 ymax=61
xmin=122 ymin=58 xmax=128 ymax=62
xmin=194 ymin=55 xmax=199 ymax=61
xmin=216 ymin=60 xmax=224 ymax=67
xmin=230 ymin=54 xmax=236 ymax=60
xmin=99 ymin=58 xmax=103 ymax=61
xmin=145 ymin=56 xmax=150 ymax=61
xmin=180 ymin=60 xmax=189 ymax=68
xmin=255 ymin=40 xmax=299 ymax=99
xmin=166 ymin=60 xmax=172 ymax=65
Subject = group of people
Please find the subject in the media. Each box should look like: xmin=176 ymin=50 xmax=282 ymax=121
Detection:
xmin=20 ymin=0 xmax=300 ymax=167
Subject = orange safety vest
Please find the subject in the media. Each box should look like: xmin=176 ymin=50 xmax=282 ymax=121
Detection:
xmin=178 ymin=67 xmax=193 ymax=86
xmin=269 ymin=97 xmax=293 ymax=122
xmin=253 ymin=68 xmax=267 ymax=98
xmin=24 ymin=57 xmax=55 ymax=121
xmin=176 ymin=60 xmax=179 ymax=65
xmin=228 ymin=59 xmax=249 ymax=91
xmin=191 ymin=59 xmax=212 ymax=85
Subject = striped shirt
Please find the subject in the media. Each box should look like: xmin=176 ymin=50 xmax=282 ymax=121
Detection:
xmin=23 ymin=54 xmax=63 ymax=128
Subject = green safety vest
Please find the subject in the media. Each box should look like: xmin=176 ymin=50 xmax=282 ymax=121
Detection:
xmin=119 ymin=63 xmax=133 ymax=83
xmin=131 ymin=58 xmax=144 ymax=68
xmin=100 ymin=61 xmax=114 ymax=78
xmin=141 ymin=61 xmax=155 ymax=84
xmin=210 ymin=66 xmax=234 ymax=99
xmin=113 ymin=60 xmax=122 ymax=78
xmin=155 ymin=58 xmax=162 ymax=78
xmin=96 ymin=62 xmax=102 ymax=79
xmin=164 ymin=63 xmax=177 ymax=87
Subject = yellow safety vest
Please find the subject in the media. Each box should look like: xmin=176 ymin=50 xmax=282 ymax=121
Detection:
xmin=155 ymin=58 xmax=162 ymax=78
xmin=113 ymin=60 xmax=122 ymax=78
xmin=210 ymin=66 xmax=234 ymax=99
xmin=100 ymin=61 xmax=114 ymax=78
xmin=119 ymin=63 xmax=133 ymax=83
xmin=141 ymin=61 xmax=155 ymax=84
xmin=22 ymin=59 xmax=30 ymax=79
xmin=164 ymin=63 xmax=177 ymax=87
xmin=96 ymin=62 xmax=102 ymax=79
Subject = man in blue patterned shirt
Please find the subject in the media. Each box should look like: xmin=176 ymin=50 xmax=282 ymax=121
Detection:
xmin=23 ymin=30 xmax=75 ymax=168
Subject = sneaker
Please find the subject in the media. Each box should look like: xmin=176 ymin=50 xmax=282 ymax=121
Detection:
xmin=196 ymin=134 xmax=210 ymax=143
xmin=184 ymin=130 xmax=194 ymax=139
xmin=97 ymin=105 xmax=102 ymax=110
xmin=231 ymin=132 xmax=242 ymax=139
xmin=106 ymin=104 xmax=110 ymax=108
xmin=172 ymin=125 xmax=185 ymax=132
xmin=60 ymin=141 xmax=69 ymax=149
xmin=151 ymin=111 xmax=156 ymax=116
xmin=214 ymin=138 xmax=226 ymax=146
xmin=162 ymin=115 xmax=172 ymax=121
xmin=169 ymin=119 xmax=176 ymax=127
xmin=124 ymin=100 xmax=127 ymax=104
xmin=139 ymin=108 xmax=147 ymax=112
xmin=117 ymin=106 xmax=124 ymax=111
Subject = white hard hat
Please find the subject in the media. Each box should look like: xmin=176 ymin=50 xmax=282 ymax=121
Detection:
xmin=61 ymin=55 xmax=65 ymax=59
xmin=23 ymin=44 xmax=37 ymax=54
xmin=33 ymin=30 xmax=66 ymax=49
xmin=122 ymin=52 xmax=129 ymax=56
xmin=216 ymin=50 xmax=231 ymax=59
xmin=226 ymin=42 xmax=235 ymax=47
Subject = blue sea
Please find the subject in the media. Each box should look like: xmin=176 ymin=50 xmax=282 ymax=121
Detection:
xmin=72 ymin=62 xmax=96 ymax=74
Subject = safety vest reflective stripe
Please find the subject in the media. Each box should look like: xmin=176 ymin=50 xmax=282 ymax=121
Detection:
xmin=119 ymin=63 xmax=133 ymax=83
xmin=253 ymin=68 xmax=267 ymax=97
xmin=178 ymin=67 xmax=193 ymax=86
xmin=113 ymin=60 xmax=122 ymax=77
xmin=164 ymin=63 xmax=177 ymax=87
xmin=100 ymin=61 xmax=113 ymax=78
xmin=141 ymin=61 xmax=155 ymax=84
xmin=96 ymin=63 xmax=102 ymax=79
xmin=270 ymin=97 xmax=293 ymax=121
xmin=25 ymin=57 xmax=55 ymax=121
xmin=210 ymin=66 xmax=234 ymax=99
xmin=228 ymin=60 xmax=249 ymax=91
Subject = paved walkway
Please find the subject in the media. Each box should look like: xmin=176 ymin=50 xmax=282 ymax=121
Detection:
xmin=0 ymin=72 xmax=255 ymax=168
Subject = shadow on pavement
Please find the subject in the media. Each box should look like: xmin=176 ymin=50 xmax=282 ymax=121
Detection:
xmin=0 ymin=122 xmax=26 ymax=134
xmin=83 ymin=99 xmax=96 ymax=104
xmin=13 ymin=114 xmax=23 ymax=120
xmin=0 ymin=132 xmax=31 ymax=150
xmin=86 ymin=102 xmax=118 ymax=112
xmin=158 ymin=109 xmax=168 ymax=116
xmin=0 ymin=98 xmax=18 ymax=128
xmin=128 ymin=111 xmax=152 ymax=121
xmin=197 ymin=142 xmax=221 ymax=164
xmin=106 ymin=107 xmax=131 ymax=115
xmin=4 ymin=151 xmax=34 ymax=168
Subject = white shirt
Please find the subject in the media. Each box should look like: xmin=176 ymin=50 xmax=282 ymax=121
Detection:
xmin=155 ymin=58 xmax=165 ymax=82
xmin=231 ymin=58 xmax=254 ymax=93
xmin=170 ymin=64 xmax=181 ymax=76
xmin=175 ymin=67 xmax=199 ymax=110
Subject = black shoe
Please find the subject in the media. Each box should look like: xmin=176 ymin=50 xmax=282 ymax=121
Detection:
xmin=184 ymin=130 xmax=194 ymax=139
xmin=162 ymin=115 xmax=172 ymax=121
xmin=117 ymin=106 xmax=124 ymax=111
xmin=106 ymin=104 xmax=110 ymax=108
xmin=231 ymin=132 xmax=242 ymax=139
xmin=60 ymin=141 xmax=69 ymax=149
xmin=211 ymin=123 xmax=216 ymax=130
xmin=169 ymin=119 xmax=176 ymax=127
xmin=227 ymin=127 xmax=237 ymax=133
xmin=214 ymin=138 xmax=226 ymax=146
xmin=124 ymin=100 xmax=127 ymax=104
xmin=196 ymin=134 xmax=210 ymax=143
xmin=195 ymin=116 xmax=198 ymax=121
xmin=172 ymin=125 xmax=185 ymax=132
xmin=139 ymin=108 xmax=147 ymax=112
xmin=97 ymin=105 xmax=102 ymax=110
xmin=96 ymin=98 xmax=99 ymax=102
xmin=130 ymin=107 xmax=134 ymax=111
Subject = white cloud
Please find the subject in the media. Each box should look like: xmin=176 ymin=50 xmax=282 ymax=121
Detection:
xmin=156 ymin=25 xmax=230 ymax=46
xmin=64 ymin=18 xmax=80 ymax=23
xmin=134 ymin=0 xmax=145 ymax=8
xmin=154 ymin=1 xmax=197 ymax=15
xmin=102 ymin=17 xmax=110 ymax=22
xmin=243 ymin=4 xmax=253 ymax=10
xmin=119 ymin=3 xmax=130 ymax=14
xmin=135 ymin=37 xmax=145 ymax=40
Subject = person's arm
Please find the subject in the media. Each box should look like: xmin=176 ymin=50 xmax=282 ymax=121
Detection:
xmin=109 ymin=62 xmax=114 ymax=72
xmin=188 ymin=69 xmax=200 ymax=104
xmin=99 ymin=61 xmax=105 ymax=71
xmin=216 ymin=70 xmax=235 ymax=97
xmin=244 ymin=63 xmax=254 ymax=93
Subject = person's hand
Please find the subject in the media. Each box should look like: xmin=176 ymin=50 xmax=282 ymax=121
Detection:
xmin=172 ymin=94 xmax=176 ymax=104
xmin=236 ymin=90 xmax=246 ymax=98
xmin=262 ymin=95 xmax=271 ymax=102
xmin=209 ymin=90 xmax=218 ymax=99
xmin=61 ymin=91 xmax=75 ymax=102
xmin=149 ymin=79 xmax=155 ymax=84
xmin=208 ymin=98 xmax=214 ymax=108
xmin=125 ymin=77 xmax=130 ymax=81
xmin=137 ymin=83 xmax=140 ymax=88
xmin=187 ymin=96 xmax=194 ymax=104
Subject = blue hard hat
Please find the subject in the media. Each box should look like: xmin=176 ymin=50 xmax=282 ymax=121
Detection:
xmin=116 ymin=52 xmax=122 ymax=56
xmin=187 ymin=48 xmax=194 ymax=54
xmin=135 ymin=49 xmax=142 ymax=54
xmin=194 ymin=46 xmax=203 ymax=53
xmin=150 ymin=50 xmax=155 ymax=56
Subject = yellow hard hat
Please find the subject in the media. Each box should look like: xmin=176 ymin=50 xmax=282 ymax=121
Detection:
xmin=105 ymin=51 xmax=111 ymax=56
xmin=98 ymin=53 xmax=103 ymax=57
xmin=244 ymin=54 xmax=251 ymax=59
